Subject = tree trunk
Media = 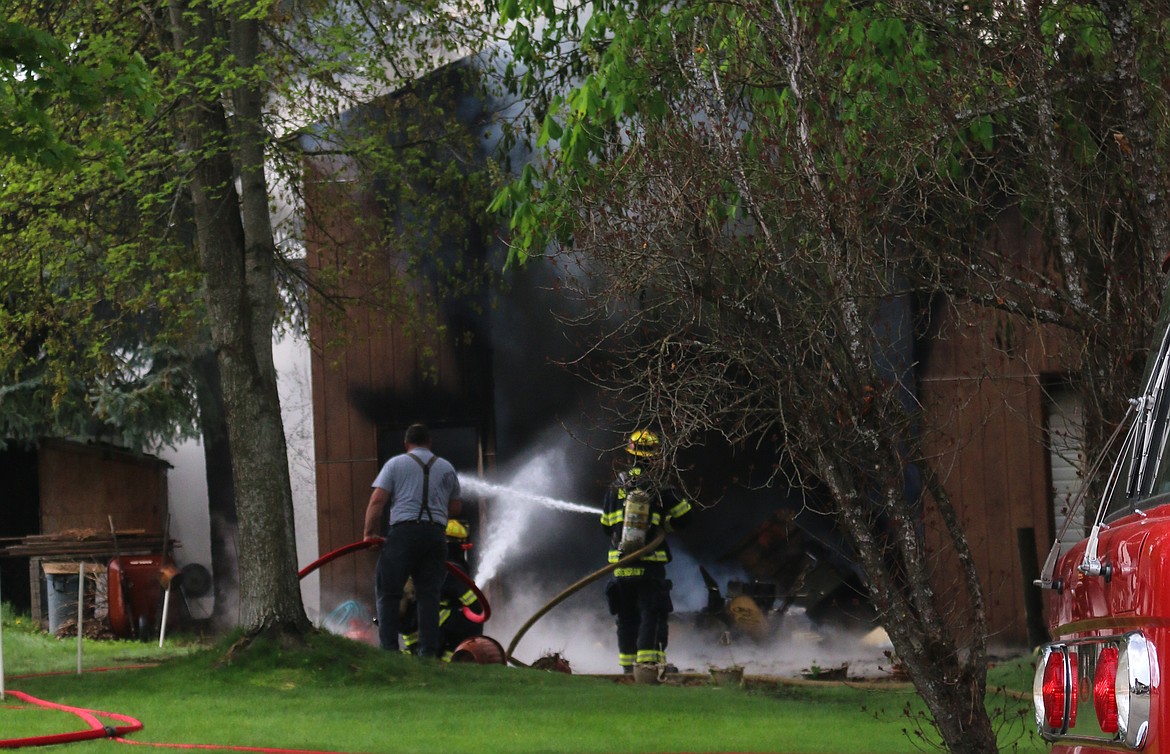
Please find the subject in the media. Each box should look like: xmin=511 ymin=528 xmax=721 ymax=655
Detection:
xmin=771 ymin=2 xmax=996 ymax=746
xmin=1096 ymin=0 xmax=1170 ymax=280
xmin=813 ymin=437 xmax=997 ymax=753
xmin=167 ymin=0 xmax=308 ymax=638
xmin=192 ymin=349 xmax=239 ymax=630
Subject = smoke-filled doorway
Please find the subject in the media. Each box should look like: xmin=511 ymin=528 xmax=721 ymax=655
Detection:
xmin=376 ymin=424 xmax=482 ymax=472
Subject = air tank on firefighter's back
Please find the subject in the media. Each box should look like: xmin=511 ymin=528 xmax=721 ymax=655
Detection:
xmin=1033 ymin=323 xmax=1170 ymax=752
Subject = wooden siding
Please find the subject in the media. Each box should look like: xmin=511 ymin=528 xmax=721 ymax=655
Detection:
xmin=305 ymin=165 xmax=382 ymax=604
xmin=304 ymin=162 xmax=493 ymax=607
xmin=37 ymin=439 xmax=169 ymax=534
xmin=305 ymin=193 xmax=1079 ymax=645
xmin=919 ymin=219 xmax=1074 ymax=645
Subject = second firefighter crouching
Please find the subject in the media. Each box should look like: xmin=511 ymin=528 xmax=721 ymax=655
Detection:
xmin=600 ymin=429 xmax=694 ymax=674
xmin=400 ymin=519 xmax=485 ymax=660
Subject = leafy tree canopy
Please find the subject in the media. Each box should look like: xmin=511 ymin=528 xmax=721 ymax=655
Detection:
xmin=0 ymin=3 xmax=195 ymax=449
xmin=487 ymin=2 xmax=1170 ymax=752
xmin=0 ymin=12 xmax=152 ymax=168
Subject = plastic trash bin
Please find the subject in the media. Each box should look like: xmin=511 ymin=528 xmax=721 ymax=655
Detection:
xmin=43 ymin=562 xmax=81 ymax=634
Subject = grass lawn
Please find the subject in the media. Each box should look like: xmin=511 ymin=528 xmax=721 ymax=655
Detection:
xmin=1 ymin=607 xmax=1046 ymax=753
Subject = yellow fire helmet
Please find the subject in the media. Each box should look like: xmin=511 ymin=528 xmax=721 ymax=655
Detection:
xmin=446 ymin=519 xmax=469 ymax=540
xmin=627 ymin=429 xmax=660 ymax=457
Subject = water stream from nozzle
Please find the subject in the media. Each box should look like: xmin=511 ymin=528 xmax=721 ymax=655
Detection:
xmin=457 ymin=475 xmax=602 ymax=516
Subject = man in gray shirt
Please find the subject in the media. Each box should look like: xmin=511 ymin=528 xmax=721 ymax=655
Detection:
xmin=363 ymin=423 xmax=462 ymax=656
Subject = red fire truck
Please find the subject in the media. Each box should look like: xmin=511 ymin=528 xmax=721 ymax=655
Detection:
xmin=1033 ymin=326 xmax=1170 ymax=751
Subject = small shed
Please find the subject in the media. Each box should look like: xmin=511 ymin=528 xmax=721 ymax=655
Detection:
xmin=0 ymin=438 xmax=171 ymax=623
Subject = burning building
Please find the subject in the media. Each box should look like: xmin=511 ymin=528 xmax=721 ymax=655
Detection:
xmin=301 ymin=55 xmax=1078 ymax=670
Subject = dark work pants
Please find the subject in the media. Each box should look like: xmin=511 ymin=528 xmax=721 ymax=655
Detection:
xmin=375 ymin=523 xmax=447 ymax=656
xmin=609 ymin=569 xmax=671 ymax=666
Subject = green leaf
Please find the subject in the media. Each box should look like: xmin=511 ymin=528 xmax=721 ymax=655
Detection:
xmin=537 ymin=113 xmax=563 ymax=147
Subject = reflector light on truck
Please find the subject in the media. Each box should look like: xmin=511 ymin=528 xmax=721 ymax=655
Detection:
xmin=1038 ymin=646 xmax=1074 ymax=731
xmin=1034 ymin=632 xmax=1154 ymax=749
xmin=1095 ymin=646 xmax=1120 ymax=734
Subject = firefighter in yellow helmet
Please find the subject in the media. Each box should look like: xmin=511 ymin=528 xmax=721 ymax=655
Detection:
xmin=600 ymin=429 xmax=693 ymax=674
xmin=627 ymin=429 xmax=660 ymax=457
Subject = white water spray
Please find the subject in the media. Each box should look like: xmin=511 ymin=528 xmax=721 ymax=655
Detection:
xmin=462 ymin=447 xmax=601 ymax=585
xmin=458 ymin=476 xmax=601 ymax=516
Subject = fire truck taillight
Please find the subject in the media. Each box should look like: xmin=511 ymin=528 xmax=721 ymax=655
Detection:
xmin=1035 ymin=632 xmax=1154 ymax=749
xmin=1036 ymin=645 xmax=1072 ymax=732
xmin=1094 ymin=645 xmax=1119 ymax=734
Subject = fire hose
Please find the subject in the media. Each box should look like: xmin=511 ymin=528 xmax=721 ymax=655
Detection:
xmin=297 ymin=539 xmax=490 ymax=623
xmin=0 ymin=689 xmax=142 ymax=748
xmin=296 ymin=534 xmax=669 ymax=665
xmin=504 ymin=530 xmax=666 ymax=667
xmin=1 ymin=540 xmax=483 ymax=750
xmin=0 ymin=688 xmax=361 ymax=752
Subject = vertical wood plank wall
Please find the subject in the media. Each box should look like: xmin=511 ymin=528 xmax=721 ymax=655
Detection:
xmin=37 ymin=439 xmax=169 ymax=534
xmin=304 ymin=162 xmax=490 ymax=611
xmin=918 ymin=220 xmax=1072 ymax=645
xmin=305 ymin=164 xmax=382 ymax=607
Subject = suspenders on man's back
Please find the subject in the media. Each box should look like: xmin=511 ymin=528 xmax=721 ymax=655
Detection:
xmin=407 ymin=452 xmax=438 ymax=523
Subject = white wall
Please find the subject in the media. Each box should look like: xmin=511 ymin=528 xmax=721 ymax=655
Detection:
xmin=157 ymin=438 xmax=215 ymax=620
xmin=274 ymin=332 xmax=321 ymax=622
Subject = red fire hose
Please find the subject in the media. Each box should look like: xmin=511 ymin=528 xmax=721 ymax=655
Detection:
xmin=296 ymin=540 xmax=379 ymax=580
xmin=297 ymin=539 xmax=490 ymax=624
xmin=1 ymin=689 xmax=362 ymax=752
xmin=444 ymin=562 xmax=490 ymax=624
xmin=0 ymin=690 xmax=142 ymax=748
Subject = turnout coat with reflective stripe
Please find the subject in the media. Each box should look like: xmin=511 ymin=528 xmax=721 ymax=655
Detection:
xmin=600 ymin=466 xmax=693 ymax=569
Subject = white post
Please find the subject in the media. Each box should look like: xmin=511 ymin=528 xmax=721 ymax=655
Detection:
xmin=76 ymin=563 xmax=84 ymax=675
xmin=158 ymin=585 xmax=172 ymax=648
xmin=1 ymin=567 xmax=6 ymax=699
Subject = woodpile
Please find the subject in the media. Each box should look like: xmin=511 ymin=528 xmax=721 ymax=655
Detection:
xmin=0 ymin=530 xmax=170 ymax=557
